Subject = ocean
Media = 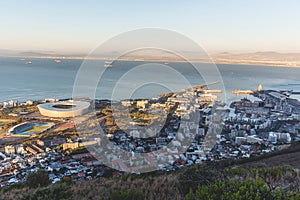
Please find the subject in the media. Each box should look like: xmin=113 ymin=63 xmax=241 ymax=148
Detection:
xmin=1 ymin=56 xmax=300 ymax=103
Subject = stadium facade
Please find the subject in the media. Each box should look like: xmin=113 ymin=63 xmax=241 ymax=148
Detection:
xmin=37 ymin=101 xmax=90 ymax=118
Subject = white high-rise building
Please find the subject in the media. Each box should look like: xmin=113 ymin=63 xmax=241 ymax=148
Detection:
xmin=268 ymin=132 xmax=277 ymax=144
xmin=5 ymin=145 xmax=15 ymax=154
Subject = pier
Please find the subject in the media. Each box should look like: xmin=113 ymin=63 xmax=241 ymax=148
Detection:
xmin=232 ymin=90 xmax=253 ymax=95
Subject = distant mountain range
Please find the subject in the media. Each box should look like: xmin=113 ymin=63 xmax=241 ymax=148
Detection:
xmin=211 ymin=51 xmax=300 ymax=67
xmin=0 ymin=49 xmax=86 ymax=59
xmin=1 ymin=49 xmax=300 ymax=67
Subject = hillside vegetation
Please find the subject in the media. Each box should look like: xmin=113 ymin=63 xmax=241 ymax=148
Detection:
xmin=1 ymin=143 xmax=300 ymax=200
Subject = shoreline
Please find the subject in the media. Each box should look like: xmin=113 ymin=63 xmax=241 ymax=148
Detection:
xmin=1 ymin=55 xmax=300 ymax=68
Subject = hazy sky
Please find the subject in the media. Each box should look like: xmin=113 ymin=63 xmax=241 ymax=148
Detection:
xmin=1 ymin=0 xmax=300 ymax=54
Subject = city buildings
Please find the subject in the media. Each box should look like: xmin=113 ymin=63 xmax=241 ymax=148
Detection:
xmin=0 ymin=87 xmax=299 ymax=187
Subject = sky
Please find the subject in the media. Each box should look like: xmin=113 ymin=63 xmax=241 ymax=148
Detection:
xmin=0 ymin=0 xmax=300 ymax=54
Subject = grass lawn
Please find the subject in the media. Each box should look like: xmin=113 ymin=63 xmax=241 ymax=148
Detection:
xmin=24 ymin=125 xmax=49 ymax=133
xmin=0 ymin=119 xmax=16 ymax=124
xmin=0 ymin=119 xmax=16 ymax=134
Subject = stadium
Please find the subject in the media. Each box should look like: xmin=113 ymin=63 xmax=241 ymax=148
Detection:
xmin=7 ymin=121 xmax=54 ymax=137
xmin=37 ymin=100 xmax=90 ymax=118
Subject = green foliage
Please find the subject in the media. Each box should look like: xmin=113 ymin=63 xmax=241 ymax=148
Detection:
xmin=60 ymin=177 xmax=74 ymax=185
xmin=184 ymin=166 xmax=300 ymax=200
xmin=67 ymin=146 xmax=88 ymax=155
xmin=21 ymin=182 xmax=72 ymax=200
xmin=25 ymin=170 xmax=51 ymax=189
xmin=1 ymin=164 xmax=300 ymax=200
xmin=185 ymin=178 xmax=299 ymax=200
xmin=102 ymin=168 xmax=114 ymax=178
xmin=108 ymin=190 xmax=144 ymax=200
xmin=178 ymin=164 xmax=223 ymax=194
xmin=2 ymin=182 xmax=24 ymax=192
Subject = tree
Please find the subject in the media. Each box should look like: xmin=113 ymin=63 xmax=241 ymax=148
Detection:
xmin=109 ymin=190 xmax=144 ymax=200
xmin=26 ymin=170 xmax=51 ymax=188
xmin=185 ymin=178 xmax=293 ymax=200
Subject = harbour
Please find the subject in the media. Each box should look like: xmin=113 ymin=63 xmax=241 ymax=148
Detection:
xmin=0 ymin=57 xmax=300 ymax=103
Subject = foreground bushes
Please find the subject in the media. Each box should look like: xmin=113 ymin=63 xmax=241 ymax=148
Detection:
xmin=26 ymin=170 xmax=51 ymax=189
xmin=185 ymin=178 xmax=300 ymax=200
xmin=1 ymin=165 xmax=300 ymax=199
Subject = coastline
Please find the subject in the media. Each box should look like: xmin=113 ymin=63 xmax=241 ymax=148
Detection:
xmin=1 ymin=55 xmax=300 ymax=68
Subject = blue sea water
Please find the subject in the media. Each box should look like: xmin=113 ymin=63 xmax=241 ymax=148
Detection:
xmin=0 ymin=56 xmax=300 ymax=103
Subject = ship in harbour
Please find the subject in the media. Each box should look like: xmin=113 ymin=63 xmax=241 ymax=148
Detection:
xmin=104 ymin=61 xmax=112 ymax=68
xmin=54 ymin=59 xmax=62 ymax=63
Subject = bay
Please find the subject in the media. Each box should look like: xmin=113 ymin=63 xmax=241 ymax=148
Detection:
xmin=0 ymin=56 xmax=299 ymax=103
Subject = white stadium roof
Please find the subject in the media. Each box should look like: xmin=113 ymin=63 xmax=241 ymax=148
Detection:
xmin=38 ymin=100 xmax=90 ymax=118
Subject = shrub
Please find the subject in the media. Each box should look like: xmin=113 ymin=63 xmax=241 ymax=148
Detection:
xmin=25 ymin=170 xmax=51 ymax=189
xmin=108 ymin=190 xmax=144 ymax=200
